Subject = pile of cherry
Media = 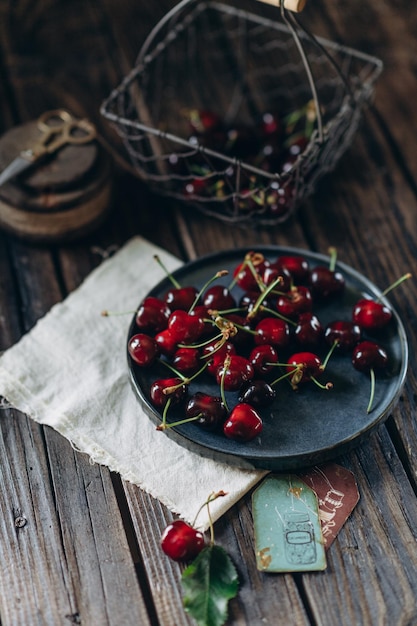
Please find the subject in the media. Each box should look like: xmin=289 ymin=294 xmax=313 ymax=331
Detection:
xmin=175 ymin=104 xmax=315 ymax=218
xmin=127 ymin=250 xmax=409 ymax=443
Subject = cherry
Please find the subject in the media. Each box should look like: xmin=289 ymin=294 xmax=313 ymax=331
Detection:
xmin=354 ymin=273 xmax=411 ymax=332
xmin=352 ymin=340 xmax=388 ymax=413
xmin=294 ymin=313 xmax=324 ymax=348
xmin=324 ymin=320 xmax=361 ymax=352
xmin=168 ymin=309 xmax=205 ymax=343
xmin=276 ymin=254 xmax=310 ymax=284
xmin=203 ymin=285 xmax=236 ymax=310
xmin=223 ymin=403 xmax=263 ymax=442
xmin=249 ymin=344 xmax=279 ymax=376
xmin=165 ymin=285 xmax=199 ymax=311
xmin=286 ymin=351 xmax=333 ymax=390
xmin=352 ymin=298 xmax=392 ymax=332
xmin=259 ymin=111 xmax=281 ymax=137
xmin=135 ymin=296 xmax=171 ymax=333
xmin=187 ymin=109 xmax=222 ymax=134
xmin=232 ymin=251 xmax=267 ymax=291
xmin=215 ymin=355 xmax=254 ymax=391
xmin=239 ymin=380 xmax=276 ymax=408
xmin=202 ymin=339 xmax=236 ymax=376
xmin=160 ymin=519 xmax=205 ymax=562
xmin=352 ymin=340 xmax=388 ymax=373
xmin=224 ymin=313 xmax=254 ymax=351
xmin=262 ymin=264 xmax=292 ymax=292
xmin=185 ymin=392 xmax=227 ymax=430
xmin=276 ymin=285 xmax=313 ymax=318
xmin=153 ymin=254 xmax=200 ymax=311
xmin=254 ymin=317 xmax=290 ymax=349
xmin=309 ymin=247 xmax=345 ymax=300
xmin=263 ymin=181 xmax=295 ymax=219
xmin=128 ymin=333 xmax=159 ymax=367
xmin=150 ymin=377 xmax=187 ymax=408
xmin=172 ymin=347 xmax=201 ymax=376
xmin=155 ymin=328 xmax=179 ymax=358
xmin=189 ymin=305 xmax=214 ymax=337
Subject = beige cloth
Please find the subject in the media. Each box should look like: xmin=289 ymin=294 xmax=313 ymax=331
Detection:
xmin=0 ymin=236 xmax=265 ymax=529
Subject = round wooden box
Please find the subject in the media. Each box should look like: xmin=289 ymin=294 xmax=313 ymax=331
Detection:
xmin=0 ymin=121 xmax=113 ymax=242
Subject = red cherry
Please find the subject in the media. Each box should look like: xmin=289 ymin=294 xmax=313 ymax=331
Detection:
xmin=150 ymin=377 xmax=187 ymax=408
xmin=168 ymin=309 xmax=205 ymax=343
xmin=164 ymin=286 xmax=198 ymax=311
xmin=352 ymin=273 xmax=411 ymax=331
xmin=276 ymin=285 xmax=313 ymax=319
xmin=160 ymin=519 xmax=205 ymax=562
xmin=215 ymin=355 xmax=254 ymax=391
xmin=233 ymin=252 xmax=267 ymax=291
xmin=309 ymin=247 xmax=345 ymax=300
xmin=352 ymin=340 xmax=388 ymax=372
xmin=238 ymin=380 xmax=276 ymax=408
xmin=254 ymin=318 xmax=290 ymax=349
xmin=202 ymin=285 xmax=236 ymax=311
xmin=185 ymin=392 xmax=227 ymax=430
xmin=202 ymin=340 xmax=236 ymax=376
xmin=352 ymin=340 xmax=388 ymax=413
xmin=187 ymin=109 xmax=222 ymax=135
xmin=325 ymin=320 xmax=361 ymax=352
xmin=135 ymin=296 xmax=171 ymax=333
xmin=259 ymin=112 xmax=281 ymax=137
xmin=172 ymin=347 xmax=201 ymax=376
xmin=249 ymin=344 xmax=279 ymax=376
xmin=352 ymin=298 xmax=391 ymax=331
xmin=263 ymin=181 xmax=295 ymax=219
xmin=262 ymin=265 xmax=292 ymax=291
xmin=286 ymin=352 xmax=324 ymax=385
xmin=223 ymin=403 xmax=263 ymax=442
xmin=154 ymin=329 xmax=179 ymax=358
xmin=277 ymin=255 xmax=310 ymax=284
xmin=309 ymin=266 xmax=345 ymax=300
xmin=294 ymin=313 xmax=324 ymax=348
xmin=128 ymin=333 xmax=159 ymax=367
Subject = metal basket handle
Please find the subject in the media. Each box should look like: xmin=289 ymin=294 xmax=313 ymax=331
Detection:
xmin=136 ymin=0 xmax=328 ymax=143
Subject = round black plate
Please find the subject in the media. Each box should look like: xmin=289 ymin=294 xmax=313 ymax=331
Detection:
xmin=128 ymin=246 xmax=408 ymax=471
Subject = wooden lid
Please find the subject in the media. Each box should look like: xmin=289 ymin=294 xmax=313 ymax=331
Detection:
xmin=0 ymin=121 xmax=98 ymax=192
xmin=0 ymin=120 xmax=114 ymax=241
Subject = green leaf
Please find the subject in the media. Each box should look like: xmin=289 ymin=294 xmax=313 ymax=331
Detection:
xmin=181 ymin=545 xmax=239 ymax=626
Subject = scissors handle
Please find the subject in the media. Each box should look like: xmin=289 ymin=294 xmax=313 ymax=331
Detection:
xmin=27 ymin=109 xmax=97 ymax=160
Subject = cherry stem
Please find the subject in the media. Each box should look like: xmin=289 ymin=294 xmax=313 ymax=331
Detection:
xmin=310 ymin=376 xmax=333 ymax=390
xmin=228 ymin=253 xmax=266 ymax=291
xmin=191 ymin=491 xmax=228 ymax=542
xmin=188 ymin=270 xmax=229 ymax=313
xmin=259 ymin=305 xmax=296 ymax=327
xmin=269 ymin=366 xmax=302 ymax=387
xmin=178 ymin=331 xmax=224 ymax=351
xmin=328 ymin=246 xmax=338 ymax=272
xmin=247 ymin=275 xmax=283 ymax=320
xmin=161 ymin=363 xmax=208 ymax=394
xmin=219 ymin=355 xmax=231 ymax=412
xmin=160 ymin=396 xmax=173 ymax=429
xmin=321 ymin=340 xmax=339 ymax=370
xmin=154 ymin=254 xmax=181 ymax=289
xmin=367 ymin=368 xmax=376 ymax=414
xmin=378 ymin=272 xmax=412 ymax=301
xmin=157 ymin=414 xmax=201 ymax=431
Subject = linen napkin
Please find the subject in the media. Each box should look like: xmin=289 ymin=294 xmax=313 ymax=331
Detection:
xmin=0 ymin=236 xmax=265 ymax=529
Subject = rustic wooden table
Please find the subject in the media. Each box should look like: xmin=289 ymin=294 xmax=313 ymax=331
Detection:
xmin=1 ymin=1 xmax=417 ymax=624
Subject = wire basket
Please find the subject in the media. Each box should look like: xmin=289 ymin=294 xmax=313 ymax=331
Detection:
xmin=101 ymin=0 xmax=383 ymax=226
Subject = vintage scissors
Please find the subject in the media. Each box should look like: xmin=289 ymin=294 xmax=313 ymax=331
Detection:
xmin=0 ymin=109 xmax=97 ymax=188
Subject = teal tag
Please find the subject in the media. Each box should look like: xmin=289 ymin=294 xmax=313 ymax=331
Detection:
xmin=252 ymin=474 xmax=327 ymax=572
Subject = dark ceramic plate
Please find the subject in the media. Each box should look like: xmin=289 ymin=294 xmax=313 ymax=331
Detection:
xmin=128 ymin=246 xmax=408 ymax=471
